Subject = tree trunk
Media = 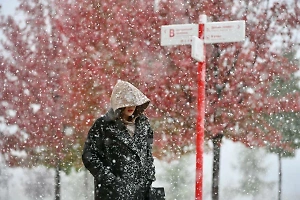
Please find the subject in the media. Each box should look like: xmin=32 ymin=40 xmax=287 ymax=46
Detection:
xmin=278 ymin=154 xmax=282 ymax=200
xmin=55 ymin=162 xmax=61 ymax=200
xmin=212 ymin=134 xmax=223 ymax=200
xmin=84 ymin=169 xmax=91 ymax=199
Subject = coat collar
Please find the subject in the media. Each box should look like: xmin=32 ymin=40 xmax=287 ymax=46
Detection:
xmin=103 ymin=109 xmax=148 ymax=161
xmin=111 ymin=117 xmax=143 ymax=160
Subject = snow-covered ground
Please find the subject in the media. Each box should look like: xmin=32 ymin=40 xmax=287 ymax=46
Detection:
xmin=1 ymin=139 xmax=299 ymax=200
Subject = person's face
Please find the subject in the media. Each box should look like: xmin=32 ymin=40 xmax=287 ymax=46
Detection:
xmin=123 ymin=106 xmax=136 ymax=118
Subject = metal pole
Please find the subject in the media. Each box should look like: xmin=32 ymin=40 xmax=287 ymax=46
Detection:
xmin=195 ymin=14 xmax=207 ymax=200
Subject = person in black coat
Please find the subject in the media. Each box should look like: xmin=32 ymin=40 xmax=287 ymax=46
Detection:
xmin=82 ymin=80 xmax=156 ymax=200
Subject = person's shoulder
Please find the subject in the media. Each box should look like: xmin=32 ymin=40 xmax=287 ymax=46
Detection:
xmin=94 ymin=116 xmax=105 ymax=123
xmin=94 ymin=109 xmax=116 ymax=125
xmin=92 ymin=112 xmax=108 ymax=125
xmin=89 ymin=117 xmax=103 ymax=130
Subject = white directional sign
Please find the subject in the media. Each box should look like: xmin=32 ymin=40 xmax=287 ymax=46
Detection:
xmin=160 ymin=20 xmax=245 ymax=61
xmin=191 ymin=36 xmax=204 ymax=62
xmin=204 ymin=20 xmax=245 ymax=43
xmin=161 ymin=24 xmax=198 ymax=46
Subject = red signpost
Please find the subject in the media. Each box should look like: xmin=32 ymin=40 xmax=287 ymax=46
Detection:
xmin=160 ymin=14 xmax=245 ymax=200
xmin=195 ymin=14 xmax=206 ymax=200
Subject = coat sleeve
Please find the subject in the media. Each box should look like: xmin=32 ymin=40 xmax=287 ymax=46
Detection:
xmin=146 ymin=121 xmax=156 ymax=183
xmin=82 ymin=118 xmax=117 ymax=184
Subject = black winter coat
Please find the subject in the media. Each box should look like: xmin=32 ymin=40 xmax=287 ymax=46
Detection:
xmin=82 ymin=110 xmax=156 ymax=200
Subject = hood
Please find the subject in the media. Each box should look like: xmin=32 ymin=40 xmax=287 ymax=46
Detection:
xmin=110 ymin=80 xmax=150 ymax=117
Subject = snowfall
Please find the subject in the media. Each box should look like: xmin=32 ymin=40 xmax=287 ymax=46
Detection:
xmin=0 ymin=138 xmax=299 ymax=200
xmin=1 ymin=1 xmax=300 ymax=200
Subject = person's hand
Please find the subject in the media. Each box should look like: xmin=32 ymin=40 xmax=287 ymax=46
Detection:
xmin=140 ymin=179 xmax=152 ymax=199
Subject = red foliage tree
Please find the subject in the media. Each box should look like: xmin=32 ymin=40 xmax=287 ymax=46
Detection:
xmin=0 ymin=1 xmax=75 ymax=199
xmin=1 ymin=1 xmax=64 ymax=166
xmin=1 ymin=0 xmax=300 ymax=199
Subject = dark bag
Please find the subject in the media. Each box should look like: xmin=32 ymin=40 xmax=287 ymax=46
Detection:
xmin=149 ymin=187 xmax=165 ymax=200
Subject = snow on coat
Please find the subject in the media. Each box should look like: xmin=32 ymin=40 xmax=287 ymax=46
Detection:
xmin=82 ymin=80 xmax=155 ymax=200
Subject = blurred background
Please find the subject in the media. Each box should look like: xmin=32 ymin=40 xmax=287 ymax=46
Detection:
xmin=1 ymin=0 xmax=300 ymax=200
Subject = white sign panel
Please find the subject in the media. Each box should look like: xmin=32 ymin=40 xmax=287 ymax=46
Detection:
xmin=204 ymin=20 xmax=245 ymax=43
xmin=161 ymin=24 xmax=198 ymax=46
xmin=191 ymin=36 xmax=204 ymax=62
